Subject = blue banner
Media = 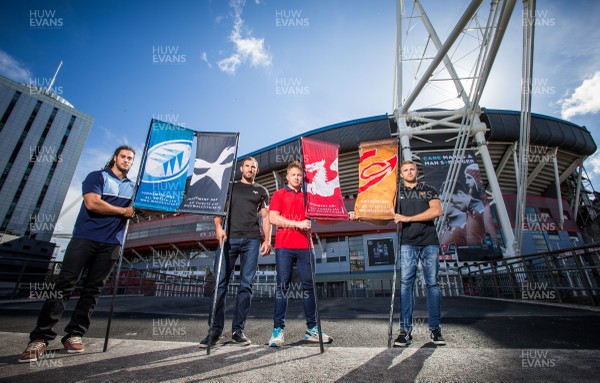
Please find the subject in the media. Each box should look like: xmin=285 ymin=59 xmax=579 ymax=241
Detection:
xmin=178 ymin=132 xmax=238 ymax=215
xmin=133 ymin=120 xmax=194 ymax=212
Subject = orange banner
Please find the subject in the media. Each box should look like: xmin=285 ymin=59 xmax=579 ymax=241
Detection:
xmin=355 ymin=138 xmax=398 ymax=224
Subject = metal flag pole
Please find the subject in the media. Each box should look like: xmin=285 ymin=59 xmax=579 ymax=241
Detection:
xmin=300 ymin=137 xmax=325 ymax=354
xmin=206 ymin=132 xmax=240 ymax=355
xmin=103 ymin=120 xmax=154 ymax=352
xmin=103 ymin=222 xmax=129 ymax=352
xmin=387 ymin=141 xmax=403 ymax=349
xmin=387 ymin=220 xmax=402 ymax=348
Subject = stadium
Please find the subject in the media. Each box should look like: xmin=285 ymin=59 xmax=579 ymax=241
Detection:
xmin=117 ymin=1 xmax=600 ymax=300
xmin=121 ymin=109 xmax=598 ymax=298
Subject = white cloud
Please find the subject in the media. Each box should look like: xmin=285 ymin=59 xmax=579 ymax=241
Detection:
xmin=0 ymin=49 xmax=32 ymax=82
xmin=217 ymin=0 xmax=272 ymax=75
xmin=585 ymin=150 xmax=600 ymax=177
xmin=201 ymin=52 xmax=212 ymax=68
xmin=560 ymin=71 xmax=600 ymax=119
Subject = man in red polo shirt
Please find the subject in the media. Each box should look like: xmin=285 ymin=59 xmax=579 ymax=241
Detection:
xmin=268 ymin=160 xmax=333 ymax=347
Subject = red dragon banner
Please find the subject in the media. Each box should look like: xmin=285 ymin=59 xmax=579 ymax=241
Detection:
xmin=301 ymin=137 xmax=348 ymax=220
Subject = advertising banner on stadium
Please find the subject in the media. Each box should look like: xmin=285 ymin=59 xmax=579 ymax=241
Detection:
xmin=301 ymin=137 xmax=348 ymax=220
xmin=178 ymin=132 xmax=239 ymax=216
xmin=421 ymin=150 xmax=502 ymax=261
xmin=133 ymin=119 xmax=194 ymax=212
xmin=354 ymin=138 xmax=399 ymax=224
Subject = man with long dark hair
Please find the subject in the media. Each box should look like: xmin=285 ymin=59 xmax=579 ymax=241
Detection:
xmin=18 ymin=146 xmax=136 ymax=362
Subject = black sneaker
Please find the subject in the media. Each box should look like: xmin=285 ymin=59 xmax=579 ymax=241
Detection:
xmin=199 ymin=332 xmax=222 ymax=348
xmin=231 ymin=331 xmax=251 ymax=346
xmin=393 ymin=330 xmax=412 ymax=347
xmin=430 ymin=329 xmax=446 ymax=345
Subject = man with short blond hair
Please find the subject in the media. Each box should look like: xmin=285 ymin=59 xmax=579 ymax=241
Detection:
xmin=393 ymin=160 xmax=446 ymax=347
xmin=268 ymin=160 xmax=333 ymax=347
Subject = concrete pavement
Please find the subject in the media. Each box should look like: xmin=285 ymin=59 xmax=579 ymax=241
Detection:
xmin=0 ymin=296 xmax=599 ymax=382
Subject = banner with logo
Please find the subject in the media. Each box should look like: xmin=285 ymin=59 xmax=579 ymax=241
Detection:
xmin=178 ymin=132 xmax=239 ymax=215
xmin=421 ymin=150 xmax=502 ymax=261
xmin=301 ymin=137 xmax=348 ymax=220
xmin=354 ymin=138 xmax=398 ymax=224
xmin=133 ymin=120 xmax=194 ymax=212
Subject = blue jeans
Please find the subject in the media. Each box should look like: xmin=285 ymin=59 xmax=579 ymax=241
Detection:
xmin=399 ymin=244 xmax=441 ymax=332
xmin=209 ymin=237 xmax=260 ymax=334
xmin=273 ymin=249 xmax=316 ymax=329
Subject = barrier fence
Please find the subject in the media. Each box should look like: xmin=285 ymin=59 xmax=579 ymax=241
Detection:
xmin=3 ymin=242 xmax=599 ymax=305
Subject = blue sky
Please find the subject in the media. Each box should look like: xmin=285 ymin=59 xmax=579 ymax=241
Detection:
xmin=1 ymin=0 xmax=600 ymax=242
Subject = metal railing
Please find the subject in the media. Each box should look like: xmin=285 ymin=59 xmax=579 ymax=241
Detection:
xmin=458 ymin=243 xmax=600 ymax=305
xmin=0 ymin=255 xmax=62 ymax=299
xmin=7 ymin=243 xmax=599 ymax=305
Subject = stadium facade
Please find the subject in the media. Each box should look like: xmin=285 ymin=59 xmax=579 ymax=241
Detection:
xmin=123 ymin=109 xmax=597 ymax=297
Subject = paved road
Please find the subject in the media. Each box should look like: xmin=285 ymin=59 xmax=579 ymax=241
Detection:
xmin=0 ymin=296 xmax=599 ymax=382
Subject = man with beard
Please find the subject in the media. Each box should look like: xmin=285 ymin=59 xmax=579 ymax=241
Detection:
xmin=200 ymin=157 xmax=271 ymax=348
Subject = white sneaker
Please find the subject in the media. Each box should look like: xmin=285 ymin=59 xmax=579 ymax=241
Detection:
xmin=304 ymin=326 xmax=333 ymax=343
xmin=269 ymin=327 xmax=284 ymax=347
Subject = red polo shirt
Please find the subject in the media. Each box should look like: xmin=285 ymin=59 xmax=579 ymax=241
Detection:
xmin=269 ymin=186 xmax=310 ymax=249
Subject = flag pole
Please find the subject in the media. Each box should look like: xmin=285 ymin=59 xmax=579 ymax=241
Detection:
xmin=103 ymin=119 xmax=154 ymax=352
xmin=387 ymin=140 xmax=402 ymax=349
xmin=206 ymin=132 xmax=240 ymax=355
xmin=300 ymin=137 xmax=325 ymax=354
xmin=387 ymin=221 xmax=402 ymax=348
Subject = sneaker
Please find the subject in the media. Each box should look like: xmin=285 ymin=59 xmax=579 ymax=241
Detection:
xmin=269 ymin=327 xmax=284 ymax=347
xmin=63 ymin=336 xmax=85 ymax=353
xmin=17 ymin=340 xmax=46 ymax=363
xmin=393 ymin=330 xmax=412 ymax=347
xmin=304 ymin=326 xmax=333 ymax=343
xmin=231 ymin=331 xmax=251 ymax=346
xmin=430 ymin=329 xmax=446 ymax=345
xmin=199 ymin=332 xmax=222 ymax=349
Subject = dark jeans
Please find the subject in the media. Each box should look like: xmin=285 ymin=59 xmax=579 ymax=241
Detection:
xmin=209 ymin=237 xmax=260 ymax=335
xmin=30 ymin=238 xmax=120 ymax=343
xmin=273 ymin=249 xmax=316 ymax=329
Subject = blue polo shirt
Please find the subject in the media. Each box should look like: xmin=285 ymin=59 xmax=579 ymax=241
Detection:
xmin=72 ymin=168 xmax=134 ymax=245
